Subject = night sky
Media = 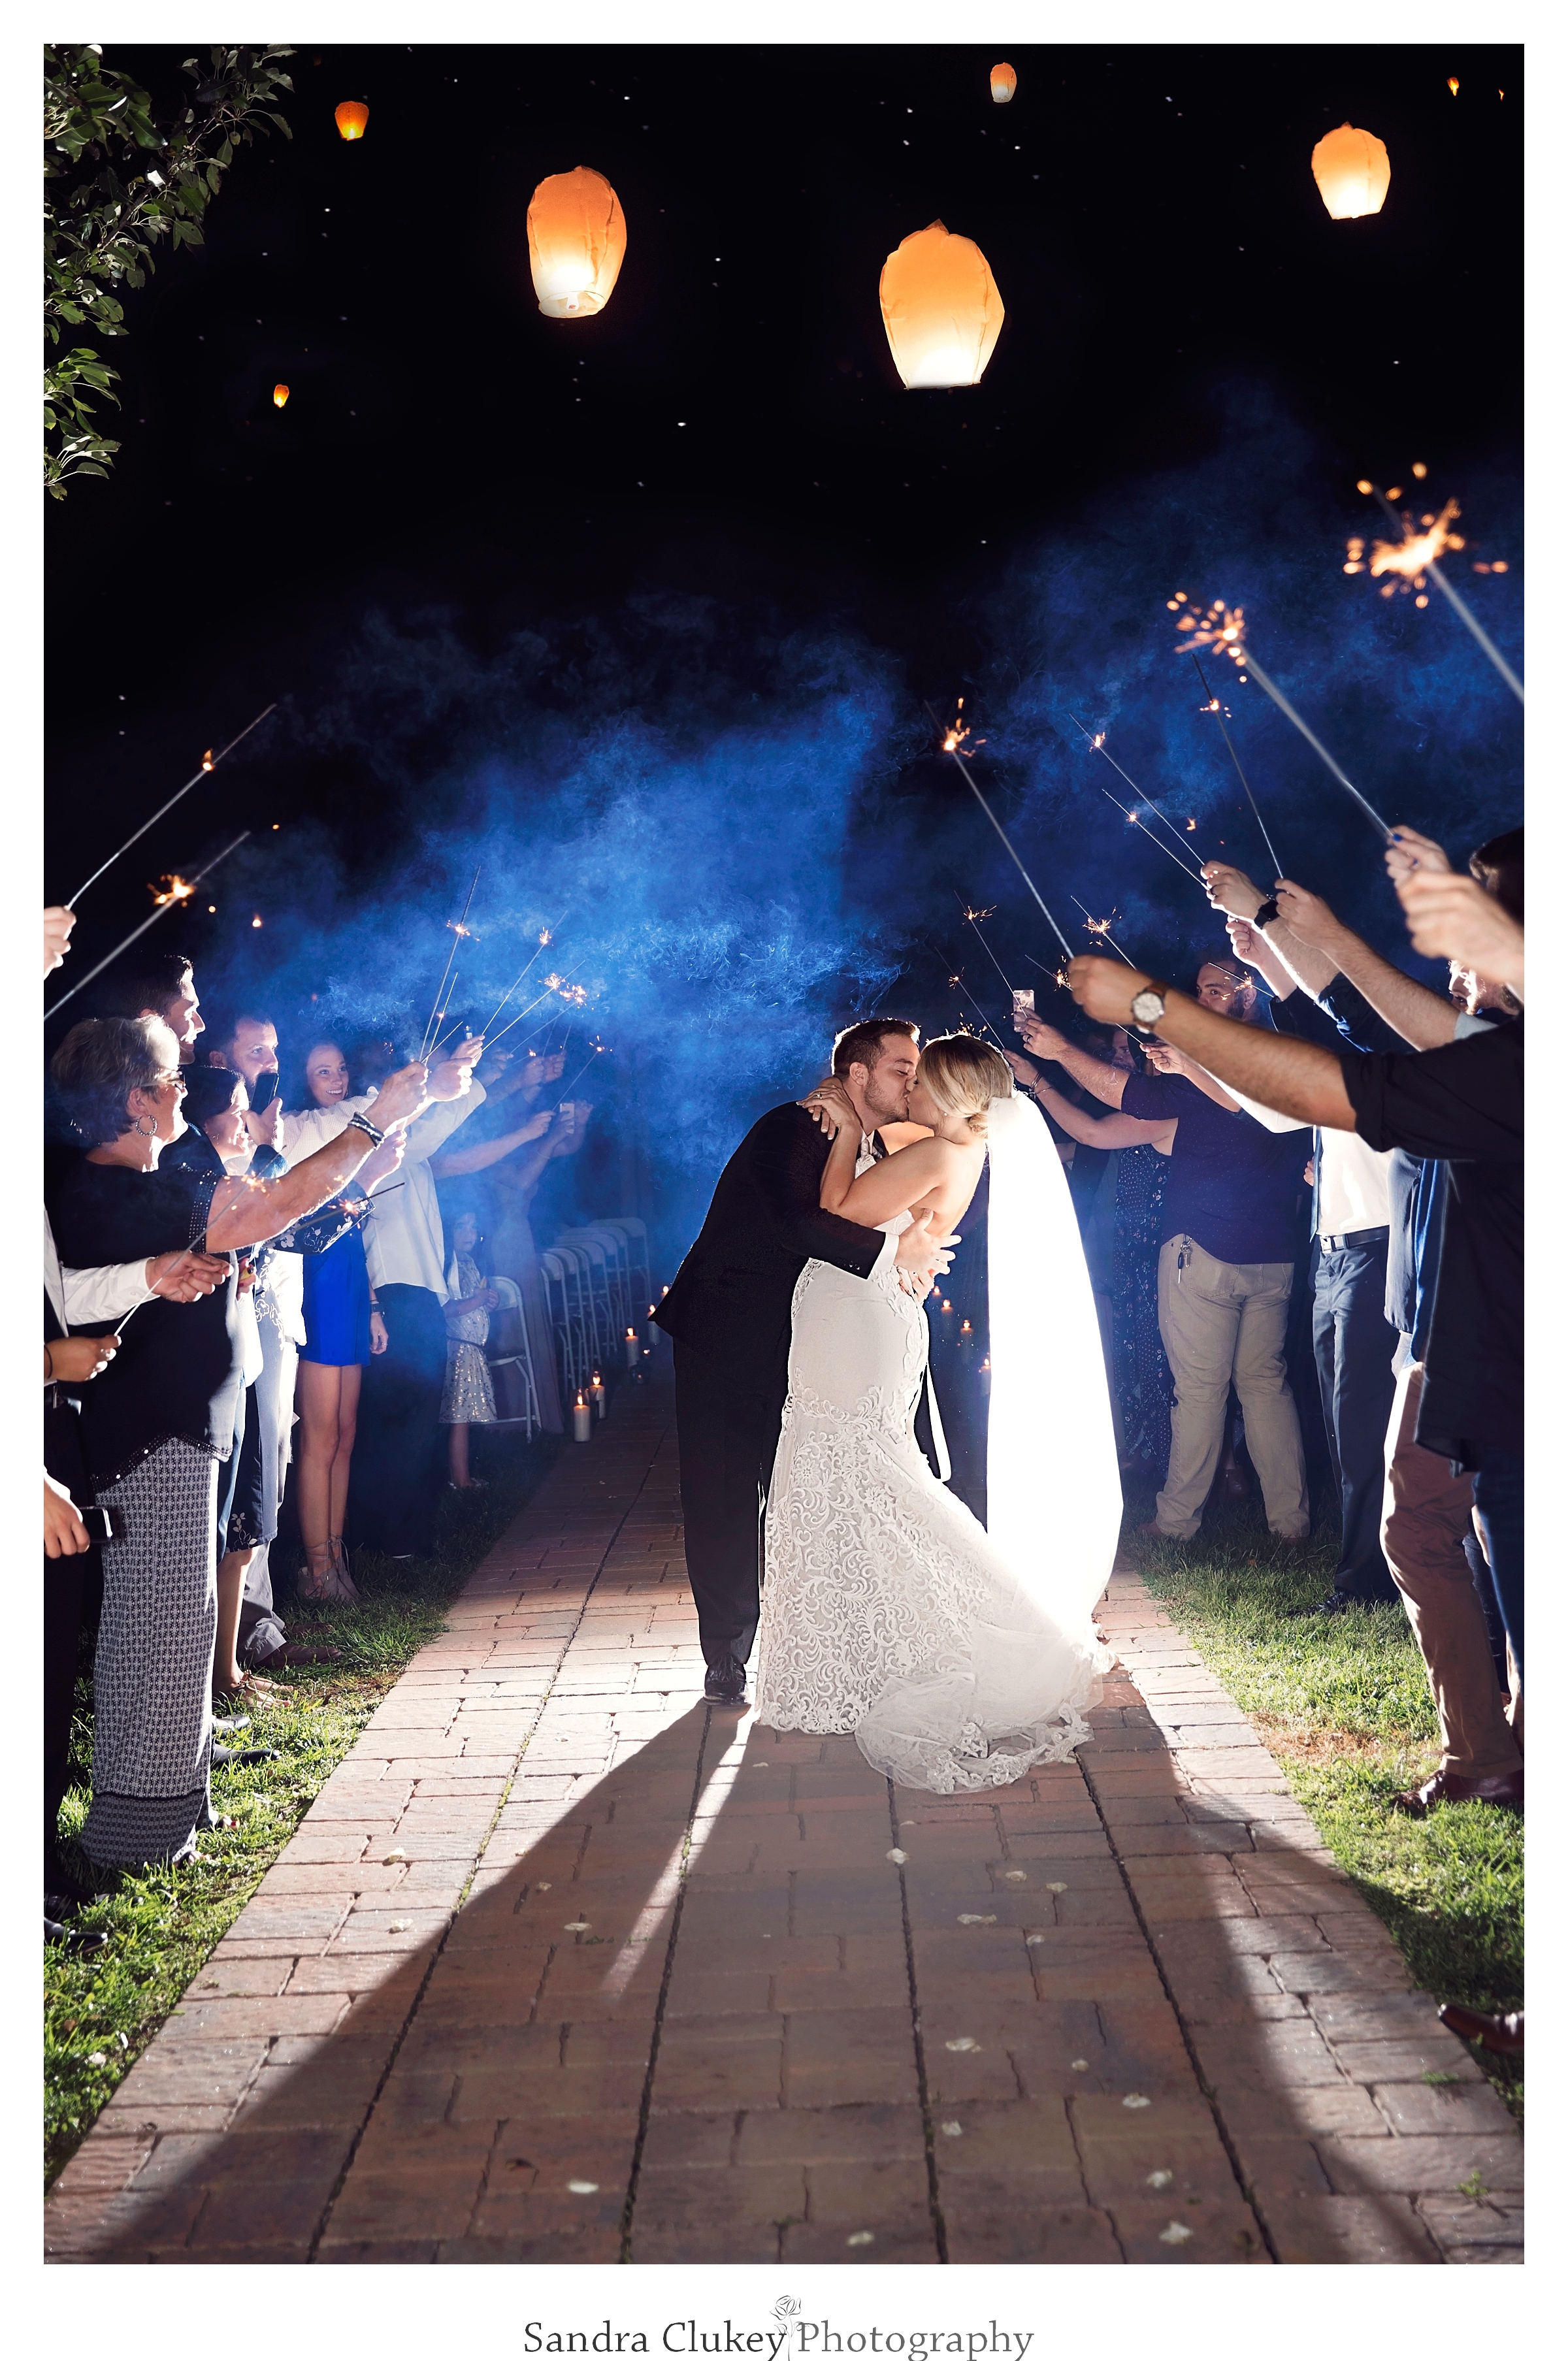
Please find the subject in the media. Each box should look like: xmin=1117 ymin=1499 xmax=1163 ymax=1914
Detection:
xmin=44 ymin=42 xmax=1524 ymax=1251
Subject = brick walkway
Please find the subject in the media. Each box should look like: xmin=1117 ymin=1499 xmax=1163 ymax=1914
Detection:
xmin=45 ymin=1374 xmax=1522 ymax=2264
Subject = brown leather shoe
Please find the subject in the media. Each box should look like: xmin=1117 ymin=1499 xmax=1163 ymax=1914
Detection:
xmin=1438 ymin=2003 xmax=1524 ymax=2055
xmin=1391 ymin=1767 xmax=1523 ymax=1817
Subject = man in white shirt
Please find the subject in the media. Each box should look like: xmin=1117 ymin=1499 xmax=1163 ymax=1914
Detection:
xmin=282 ymin=1035 xmax=487 ymax=1557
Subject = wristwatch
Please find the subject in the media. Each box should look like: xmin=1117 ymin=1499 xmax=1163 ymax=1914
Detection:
xmin=1252 ymin=894 xmax=1281 ymax=928
xmin=1129 ymin=986 xmax=1168 ymax=1034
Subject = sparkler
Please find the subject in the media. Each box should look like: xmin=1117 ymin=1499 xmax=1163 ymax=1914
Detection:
xmin=941 ymin=961 xmax=1013 ymax=1053
xmin=484 ymin=962 xmax=589 ymax=1052
xmin=1189 ymin=653 xmax=1286 ymax=882
xmin=46 ymin=832 xmax=253 ymax=1020
xmin=1068 ymin=717 xmax=1209 ymax=883
xmin=559 ymin=1041 xmax=611 ymax=1096
xmin=1070 ymin=896 xmax=1138 ymax=969
xmin=1347 ymin=478 xmax=1523 ymax=703
xmin=953 ymin=892 xmax=1017 ymax=993
xmin=1171 ymin=595 xmax=1392 ymax=840
xmin=65 ymin=704 xmax=278 ymax=906
xmin=926 ymin=702 xmax=1075 ymax=961
xmin=419 ymin=868 xmax=482 ymax=1059
xmin=471 ymin=920 xmax=565 ymax=1043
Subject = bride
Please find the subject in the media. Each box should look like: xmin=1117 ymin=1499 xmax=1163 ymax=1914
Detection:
xmin=754 ymin=1034 xmax=1122 ymax=1793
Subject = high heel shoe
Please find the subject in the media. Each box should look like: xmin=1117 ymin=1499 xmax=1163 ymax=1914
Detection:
xmin=329 ymin=1536 xmax=361 ymax=1603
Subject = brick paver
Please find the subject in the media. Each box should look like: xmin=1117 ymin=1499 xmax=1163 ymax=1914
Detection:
xmin=45 ymin=1376 xmax=1522 ymax=2263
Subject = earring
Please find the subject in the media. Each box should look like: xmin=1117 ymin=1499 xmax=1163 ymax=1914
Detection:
xmin=135 ymin=1114 xmax=158 ymax=1137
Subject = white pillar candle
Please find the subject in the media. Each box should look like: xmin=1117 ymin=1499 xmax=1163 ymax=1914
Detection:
xmin=590 ymin=1374 xmax=607 ymax=1420
xmin=572 ymin=1392 xmax=593 ymax=1442
xmin=624 ymin=1328 xmax=640 ymax=1369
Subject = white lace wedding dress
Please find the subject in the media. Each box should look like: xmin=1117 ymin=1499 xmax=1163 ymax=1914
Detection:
xmin=755 ymin=1093 xmax=1122 ymax=1793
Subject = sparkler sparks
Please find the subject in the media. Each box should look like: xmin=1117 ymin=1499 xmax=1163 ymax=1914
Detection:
xmin=64 ymin=702 xmax=278 ymax=907
xmin=46 ymin=831 xmax=253 ymax=1021
xmin=926 ymin=702 xmax=1074 ymax=960
xmin=955 ymin=892 xmax=1016 ymax=993
xmin=1171 ymin=594 xmax=1392 ymax=840
xmin=1070 ymin=896 xmax=1138 ymax=968
xmin=1348 ymin=478 xmax=1523 ymax=702
xmin=149 ymin=873 xmax=195 ymax=908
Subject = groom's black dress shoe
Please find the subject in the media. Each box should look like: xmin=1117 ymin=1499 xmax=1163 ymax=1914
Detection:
xmin=704 ymin=1656 xmax=747 ymax=1704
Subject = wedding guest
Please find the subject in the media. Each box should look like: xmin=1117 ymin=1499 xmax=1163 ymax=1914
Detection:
xmin=162 ymin=1064 xmax=268 ymax=1701
xmin=44 ymin=1216 xmax=226 ymax=1933
xmin=441 ymin=1209 xmax=500 ymax=1489
xmin=283 ymin=1032 xmax=489 ymax=1559
xmin=50 ymin=1015 xmax=428 ymax=1868
xmin=103 ymin=949 xmax=205 ymax=1063
xmin=1203 ymin=851 xmax=1523 ymax=1798
xmin=1066 ymin=896 xmax=1524 ymax=1803
xmin=1021 ymin=1004 xmax=1311 ymax=1542
xmin=284 ymin=1040 xmax=407 ymax=1596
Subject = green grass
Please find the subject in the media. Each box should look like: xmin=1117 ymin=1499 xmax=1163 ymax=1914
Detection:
xmin=1122 ymin=1495 xmax=1523 ymax=2121
xmin=44 ymin=1424 xmax=563 ymax=2187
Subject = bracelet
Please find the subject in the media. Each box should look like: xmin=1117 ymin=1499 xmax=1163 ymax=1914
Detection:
xmin=347 ymin=1110 xmax=386 ymax=1147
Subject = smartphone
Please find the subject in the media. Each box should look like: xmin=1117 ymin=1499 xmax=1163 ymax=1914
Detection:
xmin=251 ymin=1068 xmax=281 ymax=1110
xmin=1011 ymin=988 xmax=1036 ymax=1031
xmin=558 ymin=1101 xmax=574 ymax=1116
xmin=80 ymin=1505 xmax=118 ymax=1544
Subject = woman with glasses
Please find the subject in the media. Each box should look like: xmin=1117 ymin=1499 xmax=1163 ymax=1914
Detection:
xmin=48 ymin=1018 xmax=427 ymax=1868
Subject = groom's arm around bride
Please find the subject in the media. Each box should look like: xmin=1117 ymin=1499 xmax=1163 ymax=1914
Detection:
xmin=654 ymin=1088 xmax=954 ymax=1697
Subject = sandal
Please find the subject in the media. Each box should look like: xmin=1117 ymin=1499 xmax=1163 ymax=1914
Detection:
xmin=329 ymin=1536 xmax=362 ymax=1603
xmin=301 ymin=1542 xmax=340 ymax=1603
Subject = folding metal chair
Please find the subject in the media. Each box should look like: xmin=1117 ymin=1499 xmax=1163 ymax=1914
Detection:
xmin=485 ymin=1273 xmax=540 ymax=1439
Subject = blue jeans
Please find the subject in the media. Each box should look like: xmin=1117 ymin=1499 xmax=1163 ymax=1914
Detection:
xmin=1471 ymin=1445 xmax=1524 ymax=1674
xmin=1311 ymin=1237 xmax=1400 ymax=1600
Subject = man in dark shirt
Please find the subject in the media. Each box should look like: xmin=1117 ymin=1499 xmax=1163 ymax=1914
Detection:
xmin=1021 ymin=981 xmax=1311 ymax=1543
xmin=1065 ymin=912 xmax=1524 ymax=1792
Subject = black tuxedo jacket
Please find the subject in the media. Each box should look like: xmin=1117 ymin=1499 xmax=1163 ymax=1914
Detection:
xmin=653 ymin=1103 xmax=888 ymax=1386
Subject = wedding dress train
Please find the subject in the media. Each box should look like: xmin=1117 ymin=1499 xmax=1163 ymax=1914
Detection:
xmin=755 ymin=1093 xmax=1122 ymax=1793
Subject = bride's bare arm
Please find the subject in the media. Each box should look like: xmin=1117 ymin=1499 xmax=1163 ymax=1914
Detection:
xmin=823 ymin=1137 xmax=961 ymax=1224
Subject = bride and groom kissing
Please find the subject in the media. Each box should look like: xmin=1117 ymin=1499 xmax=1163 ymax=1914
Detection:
xmin=652 ymin=1018 xmax=1122 ymax=1795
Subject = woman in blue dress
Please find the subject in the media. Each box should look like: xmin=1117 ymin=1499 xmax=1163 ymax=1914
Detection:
xmin=282 ymin=1041 xmax=403 ymax=1600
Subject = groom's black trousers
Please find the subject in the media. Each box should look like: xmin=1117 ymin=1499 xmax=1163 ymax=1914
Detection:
xmin=672 ymin=1339 xmax=786 ymax=1669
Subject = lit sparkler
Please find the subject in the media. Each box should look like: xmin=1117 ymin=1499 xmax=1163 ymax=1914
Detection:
xmin=65 ymin=703 xmax=278 ymax=906
xmin=1169 ymin=594 xmax=1392 ymax=839
xmin=419 ymin=867 xmax=482 ymax=1059
xmin=484 ymin=960 xmax=590 ymax=1052
xmin=559 ymin=1041 xmax=611 ymax=1096
xmin=1188 ymin=652 xmax=1285 ymax=881
xmin=46 ymin=831 xmax=253 ymax=1020
xmin=1070 ymin=896 xmax=1138 ymax=968
xmin=954 ymin=892 xmax=1017 ymax=993
xmin=1348 ymin=477 xmax=1522 ymax=702
xmin=1068 ymin=716 xmax=1209 ymax=881
xmin=926 ymin=702 xmax=1074 ymax=960
xmin=469 ymin=919 xmax=567 ymax=1046
xmin=941 ymin=958 xmax=1012 ymax=1052
xmin=149 ymin=873 xmax=196 ymax=909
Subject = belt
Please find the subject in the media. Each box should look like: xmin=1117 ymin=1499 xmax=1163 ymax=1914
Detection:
xmin=1316 ymin=1225 xmax=1390 ymax=1254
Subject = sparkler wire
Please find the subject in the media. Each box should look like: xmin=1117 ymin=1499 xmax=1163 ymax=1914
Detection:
xmin=485 ymin=960 xmax=589 ymax=1052
xmin=1069 ymin=896 xmax=1139 ymax=969
xmin=925 ymin=704 xmax=1075 ymax=961
xmin=419 ymin=867 xmax=482 ymax=1059
xmin=1367 ymin=487 xmax=1523 ymax=704
xmin=46 ymin=832 xmax=253 ymax=1020
xmin=1237 ymin=654 xmax=1392 ymax=840
xmin=941 ymin=964 xmax=1013 ymax=1053
xmin=1189 ymin=655 xmax=1286 ymax=882
xmin=1069 ymin=718 xmax=1209 ymax=879
xmin=1093 ymin=781 xmax=1210 ymax=883
xmin=65 ymin=704 xmax=278 ymax=907
xmin=953 ymin=891 xmax=1017 ymax=994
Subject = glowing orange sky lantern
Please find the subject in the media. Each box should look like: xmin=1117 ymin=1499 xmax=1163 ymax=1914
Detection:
xmin=990 ymin=64 xmax=1017 ymax=104
xmin=527 ymin=167 xmax=627 ymax=319
xmin=1311 ymin=122 xmax=1391 ymax=219
xmin=880 ymin=222 xmax=1004 ymax=390
xmin=335 ymin=101 xmax=368 ymax=140
xmin=272 ymin=383 xmax=289 ymax=408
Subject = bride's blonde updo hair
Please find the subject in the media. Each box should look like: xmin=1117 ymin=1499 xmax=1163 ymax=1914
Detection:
xmin=917 ymin=1034 xmax=1015 ymax=1137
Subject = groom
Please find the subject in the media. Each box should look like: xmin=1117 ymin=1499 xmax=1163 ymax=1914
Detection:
xmin=654 ymin=1020 xmax=955 ymax=1702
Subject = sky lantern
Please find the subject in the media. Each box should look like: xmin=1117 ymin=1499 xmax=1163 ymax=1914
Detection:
xmin=990 ymin=64 xmax=1017 ymax=104
xmin=1311 ymin=122 xmax=1391 ymax=219
xmin=527 ymin=167 xmax=627 ymax=319
xmin=335 ymin=101 xmax=369 ymax=140
xmin=272 ymin=383 xmax=289 ymax=408
xmin=879 ymin=221 xmax=1004 ymax=389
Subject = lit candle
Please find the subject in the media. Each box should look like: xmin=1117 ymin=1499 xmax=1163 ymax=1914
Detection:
xmin=624 ymin=1326 xmax=640 ymax=1369
xmin=979 ymin=1355 xmax=991 ymax=1398
xmin=941 ymin=1299 xmax=954 ymax=1317
xmin=958 ymin=1318 xmax=975 ymax=1349
xmin=590 ymin=1371 xmax=606 ymax=1420
xmin=572 ymin=1391 xmax=592 ymax=1442
xmin=645 ymin=1301 xmax=660 ymax=1346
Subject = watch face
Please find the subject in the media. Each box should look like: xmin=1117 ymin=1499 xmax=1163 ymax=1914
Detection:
xmin=1130 ymin=989 xmax=1164 ymax=1026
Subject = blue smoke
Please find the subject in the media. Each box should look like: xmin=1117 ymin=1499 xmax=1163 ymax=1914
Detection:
xmin=193 ymin=381 xmax=1521 ymax=1268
